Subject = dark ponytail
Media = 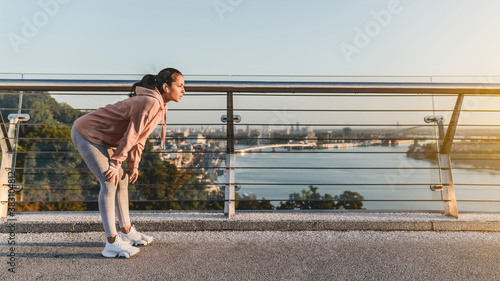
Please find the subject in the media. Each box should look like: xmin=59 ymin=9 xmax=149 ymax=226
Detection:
xmin=130 ymin=67 xmax=183 ymax=97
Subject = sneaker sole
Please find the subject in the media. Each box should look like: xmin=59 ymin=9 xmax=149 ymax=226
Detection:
xmin=132 ymin=239 xmax=151 ymax=247
xmin=102 ymin=248 xmax=140 ymax=259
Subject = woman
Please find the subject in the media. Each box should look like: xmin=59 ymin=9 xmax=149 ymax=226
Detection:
xmin=71 ymin=68 xmax=185 ymax=258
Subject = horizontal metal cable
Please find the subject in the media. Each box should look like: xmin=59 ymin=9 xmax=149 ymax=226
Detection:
xmin=19 ymin=183 xmax=222 ymax=187
xmin=450 ymin=167 xmax=500 ymax=170
xmin=14 ymin=151 xmax=215 ymax=154
xmin=231 ymin=93 xmax=474 ymax=97
xmin=16 ymin=199 xmax=449 ymax=203
xmin=12 ymin=182 xmax=442 ymax=186
xmin=0 ymin=92 xmax=227 ymax=96
xmin=4 ymin=136 xmax=500 ymax=143
xmin=3 ymin=107 xmax=186 ymax=112
xmin=204 ymin=166 xmax=440 ymax=170
xmin=233 ymin=124 xmax=500 ymax=127
xmin=233 ymin=93 xmax=457 ymax=97
xmin=7 ymin=166 xmax=442 ymax=171
xmin=455 ymin=200 xmax=500 ymax=202
xmin=17 ymin=199 xmax=225 ymax=203
xmin=12 ymin=162 xmax=500 ymax=169
xmin=6 ymin=107 xmax=500 ymax=113
xmin=15 ymin=199 xmax=500 ymax=203
xmin=454 ymin=183 xmax=500 ymax=186
xmin=138 ymin=183 xmax=442 ymax=186
xmin=9 ymin=149 xmax=414 ymax=155
xmin=5 ymin=137 xmax=443 ymax=141
xmin=8 ymin=123 xmax=500 ymax=127
xmin=233 ymin=199 xmax=446 ymax=202
xmin=17 ymin=164 xmax=222 ymax=170
xmin=14 ymin=150 xmax=500 ymax=155
xmin=20 ymin=186 xmax=212 ymax=190
xmin=8 ymin=151 xmax=411 ymax=155
xmin=18 ymin=172 xmax=212 ymax=175
xmin=450 ymin=158 xmax=500 ymax=161
xmin=238 ymin=109 xmax=500 ymax=112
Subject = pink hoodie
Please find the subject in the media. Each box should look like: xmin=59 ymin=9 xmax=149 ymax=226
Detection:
xmin=74 ymin=86 xmax=167 ymax=170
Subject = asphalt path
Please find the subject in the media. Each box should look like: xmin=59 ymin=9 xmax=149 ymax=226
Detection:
xmin=1 ymin=231 xmax=500 ymax=281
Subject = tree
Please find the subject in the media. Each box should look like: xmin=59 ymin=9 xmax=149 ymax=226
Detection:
xmin=336 ymin=191 xmax=365 ymax=210
xmin=278 ymin=186 xmax=364 ymax=210
xmin=277 ymin=186 xmax=338 ymax=210
xmin=235 ymin=192 xmax=275 ymax=210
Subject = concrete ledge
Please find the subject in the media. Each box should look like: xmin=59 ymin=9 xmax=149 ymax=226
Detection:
xmin=2 ymin=210 xmax=500 ymax=233
xmin=432 ymin=221 xmax=500 ymax=232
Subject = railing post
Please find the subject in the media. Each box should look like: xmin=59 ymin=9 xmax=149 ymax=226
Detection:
xmin=0 ymin=113 xmax=15 ymax=218
xmin=0 ymin=113 xmax=30 ymax=218
xmin=224 ymin=92 xmax=235 ymax=217
xmin=439 ymin=94 xmax=464 ymax=218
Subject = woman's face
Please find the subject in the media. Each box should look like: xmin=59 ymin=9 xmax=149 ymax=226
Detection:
xmin=163 ymin=75 xmax=185 ymax=103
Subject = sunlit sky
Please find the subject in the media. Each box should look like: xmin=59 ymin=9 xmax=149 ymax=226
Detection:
xmin=1 ymin=0 xmax=500 ymax=127
xmin=2 ymin=0 xmax=500 ymax=75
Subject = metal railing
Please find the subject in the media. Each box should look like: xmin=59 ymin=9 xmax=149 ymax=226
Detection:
xmin=2 ymin=78 xmax=500 ymax=218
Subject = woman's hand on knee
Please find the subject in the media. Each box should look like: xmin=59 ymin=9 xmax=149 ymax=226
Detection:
xmin=105 ymin=166 xmax=119 ymax=185
xmin=129 ymin=168 xmax=139 ymax=184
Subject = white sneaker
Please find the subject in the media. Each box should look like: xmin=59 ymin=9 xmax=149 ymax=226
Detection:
xmin=119 ymin=225 xmax=154 ymax=246
xmin=102 ymin=235 xmax=140 ymax=258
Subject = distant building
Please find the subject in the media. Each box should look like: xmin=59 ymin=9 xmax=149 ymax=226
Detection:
xmin=305 ymin=126 xmax=317 ymax=144
xmin=196 ymin=133 xmax=206 ymax=144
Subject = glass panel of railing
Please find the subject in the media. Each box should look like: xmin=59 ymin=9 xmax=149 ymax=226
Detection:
xmin=231 ymin=91 xmax=500 ymax=212
xmin=4 ymin=88 xmax=226 ymax=211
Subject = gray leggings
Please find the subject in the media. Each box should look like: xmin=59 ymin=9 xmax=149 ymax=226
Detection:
xmin=71 ymin=126 xmax=131 ymax=237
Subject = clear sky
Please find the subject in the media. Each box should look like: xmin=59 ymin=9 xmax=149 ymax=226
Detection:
xmin=1 ymin=0 xmax=500 ymax=127
xmin=1 ymin=0 xmax=500 ymax=76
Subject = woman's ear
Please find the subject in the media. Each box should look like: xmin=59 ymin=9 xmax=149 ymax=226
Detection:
xmin=164 ymin=83 xmax=169 ymax=93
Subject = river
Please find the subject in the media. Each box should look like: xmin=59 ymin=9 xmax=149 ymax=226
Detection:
xmin=217 ymin=144 xmax=500 ymax=212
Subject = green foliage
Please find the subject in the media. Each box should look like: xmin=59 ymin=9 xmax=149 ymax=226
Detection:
xmin=129 ymin=140 xmax=222 ymax=210
xmin=277 ymin=185 xmax=338 ymax=210
xmin=407 ymin=140 xmax=500 ymax=170
xmin=1 ymin=93 xmax=93 ymax=210
xmin=235 ymin=193 xmax=275 ymax=210
xmin=335 ymin=190 xmax=365 ymax=210
xmin=277 ymin=186 xmax=364 ymax=210
xmin=406 ymin=142 xmax=437 ymax=160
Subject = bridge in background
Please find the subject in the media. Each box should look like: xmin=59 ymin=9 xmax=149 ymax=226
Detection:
xmin=235 ymin=143 xmax=316 ymax=154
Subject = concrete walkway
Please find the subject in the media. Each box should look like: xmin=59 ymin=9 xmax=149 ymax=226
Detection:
xmin=1 ymin=231 xmax=500 ymax=280
xmin=1 ymin=210 xmax=500 ymax=233
xmin=2 ymin=211 xmax=500 ymax=280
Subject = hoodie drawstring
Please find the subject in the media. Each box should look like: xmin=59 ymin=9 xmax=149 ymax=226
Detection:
xmin=161 ymin=107 xmax=166 ymax=149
